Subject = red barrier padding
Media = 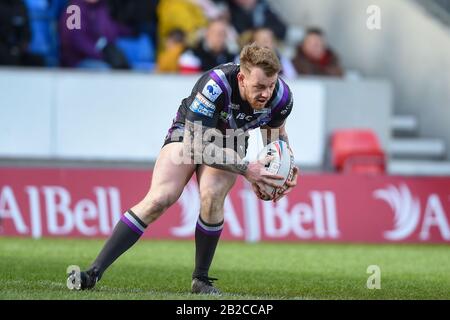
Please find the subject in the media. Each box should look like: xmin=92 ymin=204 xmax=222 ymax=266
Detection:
xmin=1 ymin=167 xmax=450 ymax=243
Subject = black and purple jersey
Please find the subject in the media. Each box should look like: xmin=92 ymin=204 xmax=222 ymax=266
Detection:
xmin=164 ymin=63 xmax=293 ymax=154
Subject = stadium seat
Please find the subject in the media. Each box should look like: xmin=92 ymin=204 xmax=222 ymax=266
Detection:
xmin=24 ymin=0 xmax=50 ymax=53
xmin=331 ymin=129 xmax=386 ymax=174
xmin=48 ymin=0 xmax=68 ymax=19
xmin=116 ymin=34 xmax=155 ymax=71
xmin=24 ymin=0 xmax=62 ymax=66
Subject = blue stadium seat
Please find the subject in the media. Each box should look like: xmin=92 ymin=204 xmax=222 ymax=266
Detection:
xmin=48 ymin=0 xmax=68 ymax=19
xmin=24 ymin=0 xmax=48 ymax=17
xmin=24 ymin=0 xmax=50 ymax=53
xmin=24 ymin=0 xmax=63 ymax=66
xmin=116 ymin=34 xmax=155 ymax=71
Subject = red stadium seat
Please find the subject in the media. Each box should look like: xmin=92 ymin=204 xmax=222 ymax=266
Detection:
xmin=331 ymin=129 xmax=386 ymax=174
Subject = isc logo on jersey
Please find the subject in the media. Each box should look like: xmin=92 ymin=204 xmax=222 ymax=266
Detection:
xmin=202 ymin=79 xmax=222 ymax=102
xmin=189 ymin=93 xmax=216 ymax=118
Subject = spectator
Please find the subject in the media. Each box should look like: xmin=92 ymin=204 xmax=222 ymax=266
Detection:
xmin=227 ymin=0 xmax=287 ymax=41
xmin=157 ymin=0 xmax=208 ymax=55
xmin=178 ymin=18 xmax=235 ymax=73
xmin=59 ymin=0 xmax=132 ymax=69
xmin=249 ymin=27 xmax=297 ymax=79
xmin=106 ymin=0 xmax=158 ymax=39
xmin=292 ymin=28 xmax=344 ymax=77
xmin=0 ymin=0 xmax=45 ymax=66
xmin=156 ymin=29 xmax=186 ymax=73
xmin=195 ymin=0 xmax=229 ymax=20
xmin=195 ymin=0 xmax=239 ymax=51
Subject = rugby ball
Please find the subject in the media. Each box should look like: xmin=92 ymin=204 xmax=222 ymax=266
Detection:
xmin=256 ymin=140 xmax=295 ymax=199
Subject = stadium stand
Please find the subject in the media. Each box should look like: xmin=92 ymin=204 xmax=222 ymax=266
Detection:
xmin=389 ymin=114 xmax=450 ymax=176
xmin=1 ymin=0 xmax=449 ymax=176
xmin=116 ymin=33 xmax=155 ymax=71
xmin=225 ymin=0 xmax=288 ymax=40
xmin=414 ymin=0 xmax=450 ymax=27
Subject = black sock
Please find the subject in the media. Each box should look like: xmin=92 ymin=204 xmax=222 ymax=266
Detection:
xmin=89 ymin=209 xmax=147 ymax=280
xmin=192 ymin=216 xmax=224 ymax=279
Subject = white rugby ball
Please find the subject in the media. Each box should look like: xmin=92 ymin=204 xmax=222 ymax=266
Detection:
xmin=256 ymin=140 xmax=295 ymax=199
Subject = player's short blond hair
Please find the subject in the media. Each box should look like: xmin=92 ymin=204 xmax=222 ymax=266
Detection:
xmin=239 ymin=43 xmax=281 ymax=77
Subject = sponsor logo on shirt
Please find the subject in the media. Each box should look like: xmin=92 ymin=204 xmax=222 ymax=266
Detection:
xmin=253 ymin=108 xmax=269 ymax=114
xmin=236 ymin=113 xmax=253 ymax=121
xmin=220 ymin=111 xmax=231 ymax=122
xmin=195 ymin=93 xmax=216 ymax=109
xmin=189 ymin=93 xmax=216 ymax=118
xmin=202 ymin=79 xmax=222 ymax=102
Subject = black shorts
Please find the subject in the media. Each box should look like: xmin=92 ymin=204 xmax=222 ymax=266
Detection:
xmin=163 ymin=122 xmax=250 ymax=159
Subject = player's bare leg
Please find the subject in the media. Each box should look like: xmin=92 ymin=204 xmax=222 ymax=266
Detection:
xmin=191 ymin=165 xmax=237 ymax=295
xmin=68 ymin=143 xmax=196 ymax=290
xmin=131 ymin=143 xmax=197 ymax=224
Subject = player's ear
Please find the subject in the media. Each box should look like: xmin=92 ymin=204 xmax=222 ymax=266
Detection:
xmin=237 ymin=71 xmax=245 ymax=84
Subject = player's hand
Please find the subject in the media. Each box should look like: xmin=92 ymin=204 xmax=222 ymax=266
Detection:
xmin=251 ymin=182 xmax=272 ymax=201
xmin=245 ymin=156 xmax=284 ymax=200
xmin=273 ymin=165 xmax=299 ymax=203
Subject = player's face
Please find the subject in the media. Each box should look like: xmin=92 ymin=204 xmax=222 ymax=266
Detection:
xmin=239 ymin=67 xmax=278 ymax=110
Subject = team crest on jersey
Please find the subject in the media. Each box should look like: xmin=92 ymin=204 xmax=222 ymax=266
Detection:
xmin=189 ymin=93 xmax=216 ymax=118
xmin=202 ymin=79 xmax=222 ymax=102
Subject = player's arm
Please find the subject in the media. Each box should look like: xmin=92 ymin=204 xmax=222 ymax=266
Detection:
xmin=261 ymin=121 xmax=298 ymax=199
xmin=184 ymin=119 xmax=246 ymax=175
xmin=261 ymin=121 xmax=290 ymax=146
xmin=182 ymin=75 xmax=248 ymax=175
xmin=185 ymin=120 xmax=283 ymax=192
xmin=183 ymin=76 xmax=283 ymax=193
xmin=260 ymin=90 xmax=299 ymax=201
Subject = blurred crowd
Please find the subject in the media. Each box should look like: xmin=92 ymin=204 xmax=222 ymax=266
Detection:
xmin=0 ymin=0 xmax=344 ymax=77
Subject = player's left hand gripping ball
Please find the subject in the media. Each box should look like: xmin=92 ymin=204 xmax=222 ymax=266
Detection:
xmin=273 ymin=149 xmax=299 ymax=202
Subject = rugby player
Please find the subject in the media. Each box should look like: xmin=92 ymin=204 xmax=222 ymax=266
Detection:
xmin=68 ymin=43 xmax=299 ymax=295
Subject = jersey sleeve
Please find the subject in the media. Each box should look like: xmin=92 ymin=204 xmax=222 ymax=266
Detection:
xmin=185 ymin=74 xmax=225 ymax=128
xmin=266 ymin=85 xmax=294 ymax=128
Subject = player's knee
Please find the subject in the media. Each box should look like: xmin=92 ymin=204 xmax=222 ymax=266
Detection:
xmin=141 ymin=194 xmax=177 ymax=222
xmin=200 ymin=188 xmax=226 ymax=211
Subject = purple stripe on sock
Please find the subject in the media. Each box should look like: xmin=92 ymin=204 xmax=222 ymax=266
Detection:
xmin=121 ymin=216 xmax=143 ymax=236
xmin=196 ymin=223 xmax=223 ymax=237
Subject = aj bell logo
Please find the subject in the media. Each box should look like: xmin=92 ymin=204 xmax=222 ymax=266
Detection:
xmin=374 ymin=184 xmax=450 ymax=241
xmin=172 ymin=181 xmax=340 ymax=241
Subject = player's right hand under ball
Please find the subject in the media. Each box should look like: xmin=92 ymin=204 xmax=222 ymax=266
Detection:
xmin=251 ymin=182 xmax=274 ymax=201
xmin=244 ymin=156 xmax=284 ymax=200
xmin=273 ymin=165 xmax=299 ymax=203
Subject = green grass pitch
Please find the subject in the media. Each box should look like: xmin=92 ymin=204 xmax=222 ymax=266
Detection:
xmin=0 ymin=237 xmax=449 ymax=300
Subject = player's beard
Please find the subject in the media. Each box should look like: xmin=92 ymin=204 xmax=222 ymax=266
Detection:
xmin=245 ymin=88 xmax=268 ymax=110
xmin=250 ymin=96 xmax=269 ymax=110
xmin=240 ymin=80 xmax=269 ymax=110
